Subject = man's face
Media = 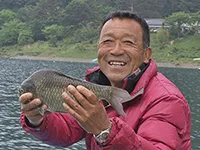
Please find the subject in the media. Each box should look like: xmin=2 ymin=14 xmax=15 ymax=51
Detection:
xmin=98 ymin=18 xmax=151 ymax=87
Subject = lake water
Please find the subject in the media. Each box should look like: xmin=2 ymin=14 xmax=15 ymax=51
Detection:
xmin=0 ymin=57 xmax=199 ymax=150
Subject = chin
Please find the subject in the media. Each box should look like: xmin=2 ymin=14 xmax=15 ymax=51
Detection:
xmin=108 ymin=75 xmax=125 ymax=83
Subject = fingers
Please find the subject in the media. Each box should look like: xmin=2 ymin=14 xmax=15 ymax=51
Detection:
xmin=21 ymin=98 xmax=41 ymax=112
xmin=62 ymin=85 xmax=111 ymax=134
xmin=20 ymin=92 xmax=33 ymax=104
xmin=19 ymin=93 xmax=47 ymax=126
xmin=67 ymin=85 xmax=88 ymax=106
xmin=62 ymin=91 xmax=85 ymax=113
xmin=24 ymin=107 xmax=42 ymax=118
xmin=62 ymin=92 xmax=83 ymax=120
xmin=62 ymin=85 xmax=101 ymax=121
xmin=63 ymin=103 xmax=79 ymax=118
xmin=69 ymin=85 xmax=98 ymax=106
xmin=19 ymin=93 xmax=44 ymax=112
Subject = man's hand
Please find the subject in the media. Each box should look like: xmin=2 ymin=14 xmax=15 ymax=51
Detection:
xmin=62 ymin=85 xmax=111 ymax=135
xmin=19 ymin=93 xmax=48 ymax=127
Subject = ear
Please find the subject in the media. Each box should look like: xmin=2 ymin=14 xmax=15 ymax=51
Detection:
xmin=143 ymin=47 xmax=152 ymax=63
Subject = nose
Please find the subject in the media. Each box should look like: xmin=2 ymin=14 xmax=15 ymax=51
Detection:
xmin=110 ymin=42 xmax=124 ymax=55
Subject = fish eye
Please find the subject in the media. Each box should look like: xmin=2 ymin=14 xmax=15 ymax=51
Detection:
xmin=18 ymin=88 xmax=24 ymax=96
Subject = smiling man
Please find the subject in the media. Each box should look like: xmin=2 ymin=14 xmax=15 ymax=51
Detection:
xmin=98 ymin=17 xmax=151 ymax=88
xmin=20 ymin=11 xmax=191 ymax=150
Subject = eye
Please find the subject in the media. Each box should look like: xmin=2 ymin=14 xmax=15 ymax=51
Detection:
xmin=124 ymin=40 xmax=135 ymax=45
xmin=102 ymin=39 xmax=113 ymax=44
xmin=18 ymin=88 xmax=24 ymax=96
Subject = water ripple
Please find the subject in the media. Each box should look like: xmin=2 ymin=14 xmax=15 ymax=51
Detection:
xmin=0 ymin=58 xmax=199 ymax=149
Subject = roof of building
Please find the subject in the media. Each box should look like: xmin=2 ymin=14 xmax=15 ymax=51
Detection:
xmin=145 ymin=18 xmax=165 ymax=25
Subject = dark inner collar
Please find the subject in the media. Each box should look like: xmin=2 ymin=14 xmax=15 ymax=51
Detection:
xmin=86 ymin=61 xmax=150 ymax=94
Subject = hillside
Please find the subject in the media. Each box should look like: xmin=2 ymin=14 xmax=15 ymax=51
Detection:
xmin=0 ymin=0 xmax=200 ymax=65
xmin=1 ymin=34 xmax=200 ymax=65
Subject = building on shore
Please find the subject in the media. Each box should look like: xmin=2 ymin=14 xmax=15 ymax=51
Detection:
xmin=145 ymin=18 xmax=200 ymax=34
xmin=145 ymin=18 xmax=169 ymax=33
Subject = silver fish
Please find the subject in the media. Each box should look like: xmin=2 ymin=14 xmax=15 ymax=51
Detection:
xmin=19 ymin=69 xmax=133 ymax=116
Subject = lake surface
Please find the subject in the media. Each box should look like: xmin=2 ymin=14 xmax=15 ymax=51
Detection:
xmin=0 ymin=57 xmax=199 ymax=150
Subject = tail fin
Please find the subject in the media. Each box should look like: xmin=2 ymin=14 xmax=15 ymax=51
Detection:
xmin=108 ymin=87 xmax=133 ymax=116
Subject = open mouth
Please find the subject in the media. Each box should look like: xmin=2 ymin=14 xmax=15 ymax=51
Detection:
xmin=108 ymin=61 xmax=126 ymax=66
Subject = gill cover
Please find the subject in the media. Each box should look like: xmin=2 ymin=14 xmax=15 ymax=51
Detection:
xmin=20 ymin=78 xmax=36 ymax=97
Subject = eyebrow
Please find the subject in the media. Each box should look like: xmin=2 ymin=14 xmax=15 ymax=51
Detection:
xmin=100 ymin=32 xmax=137 ymax=40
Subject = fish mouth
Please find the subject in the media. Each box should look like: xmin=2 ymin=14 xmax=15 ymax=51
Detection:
xmin=108 ymin=61 xmax=127 ymax=66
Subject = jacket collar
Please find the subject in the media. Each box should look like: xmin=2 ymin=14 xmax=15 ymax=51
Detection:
xmin=130 ymin=59 xmax=158 ymax=96
xmin=85 ymin=60 xmax=153 ymax=95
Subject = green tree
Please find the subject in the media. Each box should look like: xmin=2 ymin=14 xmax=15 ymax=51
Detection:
xmin=18 ymin=30 xmax=34 ymax=45
xmin=42 ymin=24 xmax=66 ymax=46
xmin=156 ymin=28 xmax=170 ymax=46
xmin=28 ymin=19 xmax=46 ymax=41
xmin=0 ymin=9 xmax=17 ymax=26
xmin=0 ymin=0 xmax=34 ymax=11
xmin=64 ymin=0 xmax=95 ymax=26
xmin=1 ymin=0 xmax=200 ymax=48
xmin=72 ymin=22 xmax=98 ymax=43
xmin=165 ymin=12 xmax=190 ymax=39
xmin=18 ymin=0 xmax=66 ymax=24
xmin=0 ymin=19 xmax=32 ymax=46
xmin=189 ymin=12 xmax=200 ymax=34
xmin=180 ymin=0 xmax=200 ymax=13
xmin=132 ymin=0 xmax=162 ymax=17
xmin=17 ymin=0 xmax=70 ymax=41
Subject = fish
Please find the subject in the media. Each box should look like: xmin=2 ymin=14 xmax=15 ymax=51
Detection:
xmin=19 ymin=69 xmax=133 ymax=116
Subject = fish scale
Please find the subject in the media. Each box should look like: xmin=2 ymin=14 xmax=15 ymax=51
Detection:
xmin=37 ymin=74 xmax=66 ymax=112
xmin=20 ymin=69 xmax=133 ymax=116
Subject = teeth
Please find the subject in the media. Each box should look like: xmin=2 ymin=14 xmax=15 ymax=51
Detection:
xmin=109 ymin=61 xmax=125 ymax=66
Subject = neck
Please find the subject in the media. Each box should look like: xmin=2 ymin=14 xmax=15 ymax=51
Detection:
xmin=110 ymin=81 xmax=123 ymax=88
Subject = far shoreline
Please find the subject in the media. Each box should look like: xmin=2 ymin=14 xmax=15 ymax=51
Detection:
xmin=2 ymin=55 xmax=200 ymax=69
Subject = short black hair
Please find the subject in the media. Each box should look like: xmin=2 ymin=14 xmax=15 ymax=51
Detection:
xmin=100 ymin=11 xmax=150 ymax=49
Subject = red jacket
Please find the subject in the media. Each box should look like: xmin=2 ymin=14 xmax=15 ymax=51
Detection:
xmin=20 ymin=59 xmax=191 ymax=149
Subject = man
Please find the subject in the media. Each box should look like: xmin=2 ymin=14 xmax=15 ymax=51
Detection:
xmin=20 ymin=11 xmax=191 ymax=149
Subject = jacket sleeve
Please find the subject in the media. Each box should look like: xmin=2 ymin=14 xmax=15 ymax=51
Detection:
xmin=95 ymin=95 xmax=191 ymax=150
xmin=20 ymin=112 xmax=86 ymax=147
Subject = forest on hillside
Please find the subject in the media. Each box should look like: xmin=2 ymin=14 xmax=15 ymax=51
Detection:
xmin=1 ymin=0 xmax=200 ymax=17
xmin=0 ymin=0 xmax=200 ymax=48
